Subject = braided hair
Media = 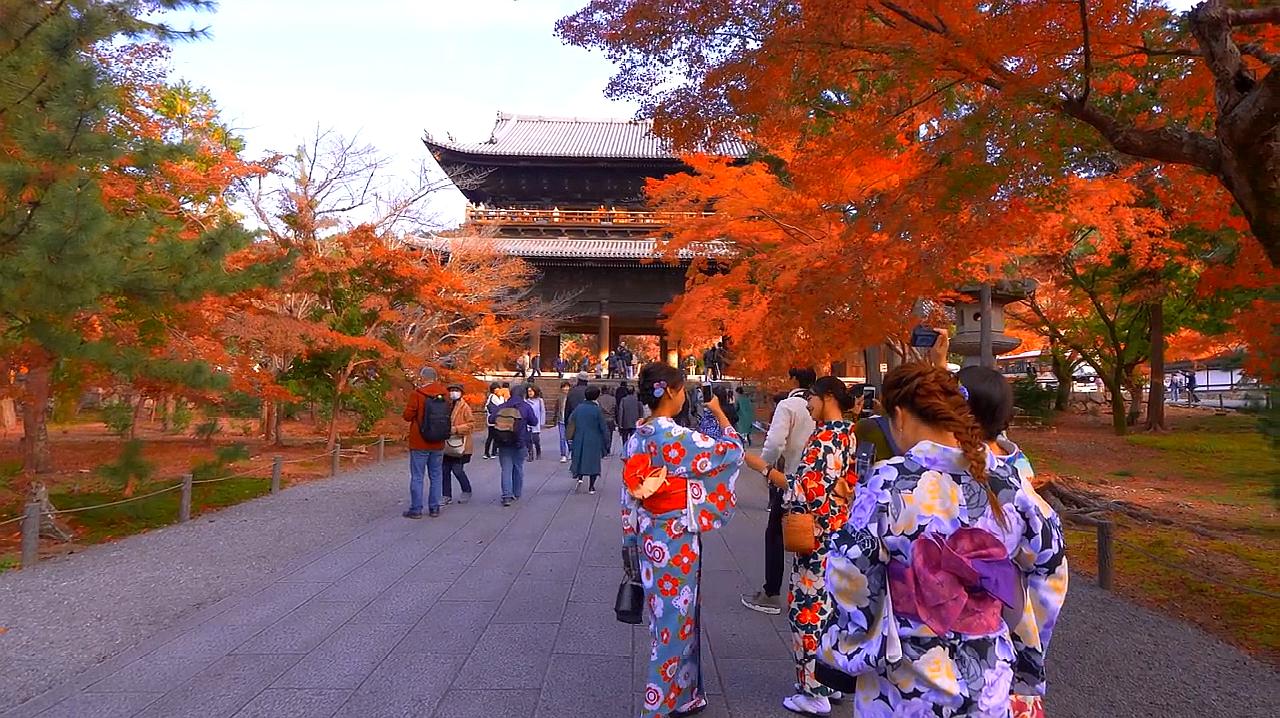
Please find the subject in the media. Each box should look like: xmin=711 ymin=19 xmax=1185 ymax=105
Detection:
xmin=882 ymin=362 xmax=1005 ymax=526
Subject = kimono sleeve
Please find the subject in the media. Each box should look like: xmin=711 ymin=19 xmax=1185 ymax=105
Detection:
xmin=680 ymin=425 xmax=745 ymax=532
xmin=1009 ymin=471 xmax=1069 ymax=696
xmin=818 ymin=463 xmax=894 ymax=677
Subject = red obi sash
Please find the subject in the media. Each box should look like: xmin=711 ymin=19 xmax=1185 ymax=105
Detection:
xmin=888 ymin=527 xmax=1020 ymax=636
xmin=623 ymin=452 xmax=689 ymax=515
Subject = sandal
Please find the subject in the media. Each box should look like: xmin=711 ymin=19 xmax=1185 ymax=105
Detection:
xmin=782 ymin=694 xmax=831 ymax=717
xmin=670 ymin=697 xmax=708 ymax=717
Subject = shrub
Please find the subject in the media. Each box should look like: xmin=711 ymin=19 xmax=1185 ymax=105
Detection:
xmin=1012 ymin=377 xmax=1056 ymax=420
xmin=101 ymin=401 xmax=135 ymax=437
xmin=194 ymin=418 xmax=221 ymax=443
xmin=97 ymin=440 xmax=154 ymax=492
xmin=168 ymin=402 xmax=193 ymax=434
xmin=190 ymin=443 xmax=250 ymax=482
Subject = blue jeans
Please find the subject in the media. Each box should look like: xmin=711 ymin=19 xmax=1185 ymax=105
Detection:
xmin=558 ymin=423 xmax=569 ymax=458
xmin=497 ymin=445 xmax=524 ymax=501
xmin=408 ymin=449 xmax=444 ymax=513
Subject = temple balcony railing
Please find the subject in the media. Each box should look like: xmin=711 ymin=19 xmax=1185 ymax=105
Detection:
xmin=464 ymin=205 xmax=714 ymax=228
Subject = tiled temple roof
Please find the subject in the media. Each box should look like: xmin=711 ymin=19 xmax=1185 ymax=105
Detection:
xmin=423 ymin=113 xmax=747 ymax=160
xmin=411 ymin=235 xmax=730 ymax=263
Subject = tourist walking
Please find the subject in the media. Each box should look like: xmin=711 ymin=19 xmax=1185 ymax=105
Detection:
xmin=516 ymin=352 xmax=530 ymax=379
xmin=742 ymin=367 xmax=817 ymax=615
xmin=493 ymin=384 xmax=539 ymax=507
xmin=549 ymin=381 xmax=571 ymax=464
xmin=735 ymin=386 xmax=756 ymax=446
xmin=755 ymin=377 xmax=859 ymax=715
xmin=565 ymin=372 xmax=589 ymax=428
xmin=483 ymin=382 xmax=503 ymax=460
xmin=568 ymin=386 xmax=608 ymax=493
xmin=617 ymin=385 xmax=642 ymax=448
xmin=598 ymin=385 xmax=618 ymax=456
xmin=525 ymin=385 xmax=546 ymax=461
xmin=441 ymin=383 xmax=474 ymax=505
xmin=402 ymin=367 xmax=449 ymax=519
xmin=531 ymin=352 xmax=542 ymax=377
xmin=622 ymin=363 xmax=746 ymax=718
xmin=818 ymin=363 xmax=1068 ymax=717
xmin=958 ymin=366 xmax=1071 ymax=718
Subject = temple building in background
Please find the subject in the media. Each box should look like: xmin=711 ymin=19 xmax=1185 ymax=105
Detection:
xmin=421 ymin=112 xmax=744 ymax=368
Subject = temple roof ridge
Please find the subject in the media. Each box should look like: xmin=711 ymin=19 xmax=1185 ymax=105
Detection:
xmin=424 ymin=111 xmax=746 ymax=160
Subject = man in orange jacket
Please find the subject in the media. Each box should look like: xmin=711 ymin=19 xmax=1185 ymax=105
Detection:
xmin=403 ymin=366 xmax=448 ymax=518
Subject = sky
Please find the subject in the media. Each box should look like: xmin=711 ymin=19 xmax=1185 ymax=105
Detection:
xmin=165 ymin=0 xmax=636 ymax=226
xmin=166 ymin=0 xmax=1201 ymax=227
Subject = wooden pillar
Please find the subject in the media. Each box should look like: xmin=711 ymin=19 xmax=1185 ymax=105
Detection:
xmin=598 ymin=303 xmax=611 ymax=364
xmin=529 ymin=319 xmax=543 ymax=353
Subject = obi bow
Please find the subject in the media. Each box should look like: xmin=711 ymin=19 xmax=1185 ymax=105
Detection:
xmin=888 ymin=527 xmax=1020 ymax=636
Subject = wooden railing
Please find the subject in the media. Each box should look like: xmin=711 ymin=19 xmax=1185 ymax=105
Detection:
xmin=465 ymin=205 xmax=713 ymax=227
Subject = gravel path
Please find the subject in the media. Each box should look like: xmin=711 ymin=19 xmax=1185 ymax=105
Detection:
xmin=1 ymin=451 xmax=1276 ymax=717
xmin=0 ymin=461 xmax=404 ymax=709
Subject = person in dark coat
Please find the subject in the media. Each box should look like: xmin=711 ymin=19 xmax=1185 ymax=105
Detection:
xmin=564 ymin=372 xmax=589 ymax=426
xmin=617 ymin=386 xmax=643 ymax=448
xmin=568 ymin=386 xmax=608 ymax=494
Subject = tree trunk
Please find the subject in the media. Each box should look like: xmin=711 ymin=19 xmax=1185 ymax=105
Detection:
xmin=261 ymin=400 xmax=275 ymax=443
xmin=1125 ymin=372 xmax=1145 ymax=427
xmin=21 ymin=360 xmax=54 ymax=474
xmin=129 ymin=393 xmax=146 ymax=440
xmin=1146 ymin=301 xmax=1167 ymax=431
xmin=273 ymin=401 xmax=284 ymax=447
xmin=1051 ymin=347 xmax=1072 ymax=412
xmin=325 ymin=395 xmax=341 ymax=451
xmin=1107 ymin=367 xmax=1128 ymax=436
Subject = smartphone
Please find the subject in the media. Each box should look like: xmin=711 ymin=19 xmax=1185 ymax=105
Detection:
xmin=700 ymin=385 xmax=714 ymax=403
xmin=862 ymin=386 xmax=877 ymax=416
xmin=910 ymin=325 xmax=940 ymax=348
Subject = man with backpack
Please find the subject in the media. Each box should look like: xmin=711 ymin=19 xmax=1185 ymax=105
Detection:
xmin=402 ymin=366 xmax=450 ymax=518
xmin=493 ymin=383 xmax=539 ymax=507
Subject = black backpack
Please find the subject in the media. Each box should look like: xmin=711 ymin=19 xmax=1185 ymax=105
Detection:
xmin=418 ymin=391 xmax=451 ymax=443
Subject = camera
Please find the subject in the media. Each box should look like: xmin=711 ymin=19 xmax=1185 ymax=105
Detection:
xmin=910 ymin=325 xmax=941 ymax=348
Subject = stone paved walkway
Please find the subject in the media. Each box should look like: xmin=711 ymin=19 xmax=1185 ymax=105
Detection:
xmin=2 ymin=444 xmax=1276 ymax=718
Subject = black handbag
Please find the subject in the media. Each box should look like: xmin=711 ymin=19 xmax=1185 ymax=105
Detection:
xmin=614 ymin=546 xmax=645 ymax=625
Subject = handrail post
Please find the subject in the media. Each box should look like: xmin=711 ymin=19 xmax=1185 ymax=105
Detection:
xmin=21 ymin=501 xmax=41 ymax=569
xmin=179 ymin=473 xmax=193 ymax=523
xmin=271 ymin=455 xmax=283 ymax=494
xmin=1097 ymin=519 xmax=1114 ymax=591
xmin=331 ymin=444 xmax=341 ymax=477
xmin=377 ymin=436 xmax=385 ymax=463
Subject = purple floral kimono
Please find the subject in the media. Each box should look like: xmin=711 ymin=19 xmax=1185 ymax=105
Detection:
xmin=818 ymin=440 xmax=1068 ymax=717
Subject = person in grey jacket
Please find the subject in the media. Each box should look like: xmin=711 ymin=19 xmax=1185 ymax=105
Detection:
xmin=596 ymin=388 xmax=617 ymax=456
xmin=617 ymin=386 xmax=643 ymax=448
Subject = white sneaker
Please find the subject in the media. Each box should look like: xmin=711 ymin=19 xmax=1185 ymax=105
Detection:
xmin=782 ymin=694 xmax=830 ymax=716
xmin=560 ymin=456 xmax=568 ymax=463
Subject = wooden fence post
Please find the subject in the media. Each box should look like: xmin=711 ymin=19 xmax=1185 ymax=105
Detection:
xmin=271 ymin=456 xmax=283 ymax=494
xmin=1097 ymin=519 xmax=1114 ymax=591
xmin=377 ymin=435 xmax=385 ymax=463
xmin=20 ymin=501 xmax=41 ymax=569
xmin=179 ymin=473 xmax=193 ymax=523
xmin=331 ymin=444 xmax=341 ymax=477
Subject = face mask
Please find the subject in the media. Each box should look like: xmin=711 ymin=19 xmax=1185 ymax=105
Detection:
xmin=449 ymin=391 xmax=461 ymax=400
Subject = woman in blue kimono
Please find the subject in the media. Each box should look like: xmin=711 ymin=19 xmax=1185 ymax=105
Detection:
xmin=622 ymin=363 xmax=745 ymax=718
xmin=818 ymin=363 xmax=1067 ymax=718
xmin=569 ymin=386 xmax=608 ymax=493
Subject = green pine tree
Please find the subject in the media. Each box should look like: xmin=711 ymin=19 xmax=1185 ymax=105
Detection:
xmin=0 ymin=2 xmax=280 ymax=473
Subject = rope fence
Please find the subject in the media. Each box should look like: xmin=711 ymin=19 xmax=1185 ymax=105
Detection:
xmin=1072 ymin=512 xmax=1279 ymax=601
xmin=8 ymin=435 xmax=399 ymax=570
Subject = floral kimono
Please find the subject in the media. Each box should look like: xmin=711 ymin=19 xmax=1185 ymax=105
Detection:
xmin=993 ymin=438 xmax=1067 ymax=718
xmin=622 ymin=417 xmax=745 ymax=717
xmin=782 ymin=419 xmax=858 ymax=699
xmin=819 ymin=441 xmax=1068 ymax=718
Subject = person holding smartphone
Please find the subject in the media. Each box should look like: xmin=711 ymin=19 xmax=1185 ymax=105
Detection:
xmin=741 ymin=367 xmax=817 ymax=616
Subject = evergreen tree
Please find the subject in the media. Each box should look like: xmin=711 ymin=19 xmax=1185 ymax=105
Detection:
xmin=0 ymin=1 xmax=276 ymax=473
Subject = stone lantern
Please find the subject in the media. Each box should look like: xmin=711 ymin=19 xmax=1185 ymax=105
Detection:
xmin=949 ymin=280 xmax=1034 ymax=367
